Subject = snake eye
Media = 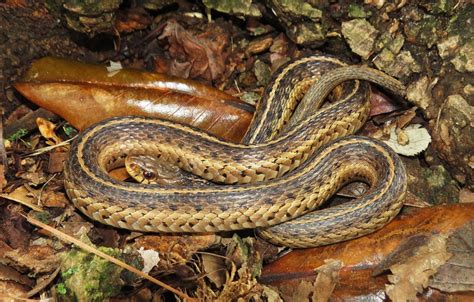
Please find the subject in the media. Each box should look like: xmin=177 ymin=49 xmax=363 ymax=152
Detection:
xmin=143 ymin=171 xmax=155 ymax=179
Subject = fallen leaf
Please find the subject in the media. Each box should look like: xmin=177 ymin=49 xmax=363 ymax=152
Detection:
xmin=312 ymin=259 xmax=342 ymax=302
xmin=115 ymin=7 xmax=152 ymax=33
xmin=0 ymin=280 xmax=30 ymax=300
xmin=384 ymin=124 xmax=432 ymax=156
xmin=0 ymin=241 xmax=60 ymax=275
xmin=275 ymin=260 xmax=341 ymax=302
xmin=36 ymin=117 xmax=62 ymax=145
xmin=1 ymin=186 xmax=42 ymax=212
xmin=429 ymin=220 xmax=474 ymax=293
xmin=262 ymin=286 xmax=283 ymax=302
xmin=395 ymin=107 xmax=417 ymax=128
xmin=385 ymin=234 xmax=452 ymax=301
xmin=133 ymin=234 xmax=219 ymax=265
xmin=14 ymin=57 xmax=253 ymax=143
xmin=403 ymin=191 xmax=431 ymax=208
xmin=0 ymin=263 xmax=34 ymax=287
xmin=4 ymin=105 xmax=32 ymax=126
xmin=261 ymin=204 xmax=474 ymax=300
xmin=16 ymin=158 xmax=47 ymax=185
xmin=277 ymin=279 xmax=314 ymax=301
xmin=159 ymin=19 xmax=229 ymax=81
xmin=201 ymin=253 xmax=226 ymax=288
xmin=47 ymin=151 xmax=68 ymax=173
xmin=41 ymin=190 xmax=68 ymax=208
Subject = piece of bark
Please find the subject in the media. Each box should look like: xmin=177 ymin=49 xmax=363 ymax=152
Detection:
xmin=261 ymin=204 xmax=474 ymax=299
xmin=14 ymin=57 xmax=254 ymax=143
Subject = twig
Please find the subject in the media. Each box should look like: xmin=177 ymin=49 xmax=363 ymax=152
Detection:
xmin=0 ymin=113 xmax=7 ymax=192
xmin=25 ymin=216 xmax=197 ymax=302
xmin=27 ymin=266 xmax=61 ymax=298
xmin=37 ymin=173 xmax=58 ymax=207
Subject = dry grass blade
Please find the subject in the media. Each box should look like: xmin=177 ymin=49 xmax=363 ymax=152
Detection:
xmin=0 ymin=193 xmax=44 ymax=212
xmin=25 ymin=215 xmax=197 ymax=302
xmin=25 ymin=136 xmax=76 ymax=157
xmin=27 ymin=266 xmax=61 ymax=298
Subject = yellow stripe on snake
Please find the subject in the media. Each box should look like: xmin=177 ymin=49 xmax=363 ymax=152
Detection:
xmin=64 ymin=54 xmax=408 ymax=248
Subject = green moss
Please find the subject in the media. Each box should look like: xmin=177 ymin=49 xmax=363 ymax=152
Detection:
xmin=202 ymin=0 xmax=261 ymax=17
xmin=56 ymin=283 xmax=67 ymax=295
xmin=405 ymin=13 xmax=444 ymax=48
xmin=32 ymin=211 xmax=52 ymax=224
xmin=420 ymin=0 xmax=457 ymax=14
xmin=7 ymin=128 xmax=28 ymax=141
xmin=62 ymin=124 xmax=77 ymax=137
xmin=275 ymin=0 xmax=322 ymax=20
xmin=60 ymin=246 xmax=125 ymax=301
xmin=447 ymin=5 xmax=474 ymax=42
xmin=348 ymin=4 xmax=371 ymax=18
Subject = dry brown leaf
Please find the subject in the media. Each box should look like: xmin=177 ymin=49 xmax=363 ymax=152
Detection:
xmin=47 ymin=150 xmax=68 ymax=173
xmin=429 ymin=220 xmax=474 ymax=293
xmin=0 ymin=241 xmax=60 ymax=275
xmin=385 ymin=234 xmax=452 ymax=301
xmin=41 ymin=190 xmax=68 ymax=208
xmin=0 ymin=165 xmax=5 ymax=194
xmin=115 ymin=7 xmax=152 ymax=33
xmin=403 ymin=191 xmax=431 ymax=208
xmin=36 ymin=117 xmax=62 ymax=145
xmin=4 ymin=105 xmax=32 ymax=126
xmin=312 ymin=259 xmax=342 ymax=302
xmin=1 ymin=186 xmax=42 ymax=211
xmin=0 ymin=119 xmax=7 ymax=193
xmin=16 ymin=160 xmax=47 ymax=186
xmin=14 ymin=57 xmax=253 ymax=143
xmin=201 ymin=253 xmax=227 ymax=288
xmin=261 ymin=204 xmax=474 ymax=299
xmin=59 ymin=221 xmax=94 ymax=239
xmin=159 ymin=19 xmax=229 ymax=81
xmin=396 ymin=107 xmax=417 ymax=128
xmin=0 ymin=263 xmax=34 ymax=288
xmin=0 ymin=280 xmax=30 ymax=301
xmin=133 ymin=234 xmax=220 ymax=265
xmin=275 ymin=260 xmax=341 ymax=301
xmin=279 ymin=280 xmax=315 ymax=301
xmin=246 ymin=36 xmax=274 ymax=56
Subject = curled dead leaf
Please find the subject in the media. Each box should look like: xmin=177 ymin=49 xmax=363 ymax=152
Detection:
xmin=36 ymin=117 xmax=62 ymax=145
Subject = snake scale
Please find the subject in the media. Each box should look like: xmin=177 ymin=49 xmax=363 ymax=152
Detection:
xmin=64 ymin=54 xmax=408 ymax=248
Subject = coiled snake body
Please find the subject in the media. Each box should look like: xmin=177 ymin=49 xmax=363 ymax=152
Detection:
xmin=64 ymin=55 xmax=408 ymax=248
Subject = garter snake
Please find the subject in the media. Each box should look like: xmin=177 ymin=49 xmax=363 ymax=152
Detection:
xmin=64 ymin=55 xmax=408 ymax=248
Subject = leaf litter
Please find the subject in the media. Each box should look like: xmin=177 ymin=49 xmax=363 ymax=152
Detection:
xmin=1 ymin=2 xmax=472 ymax=301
